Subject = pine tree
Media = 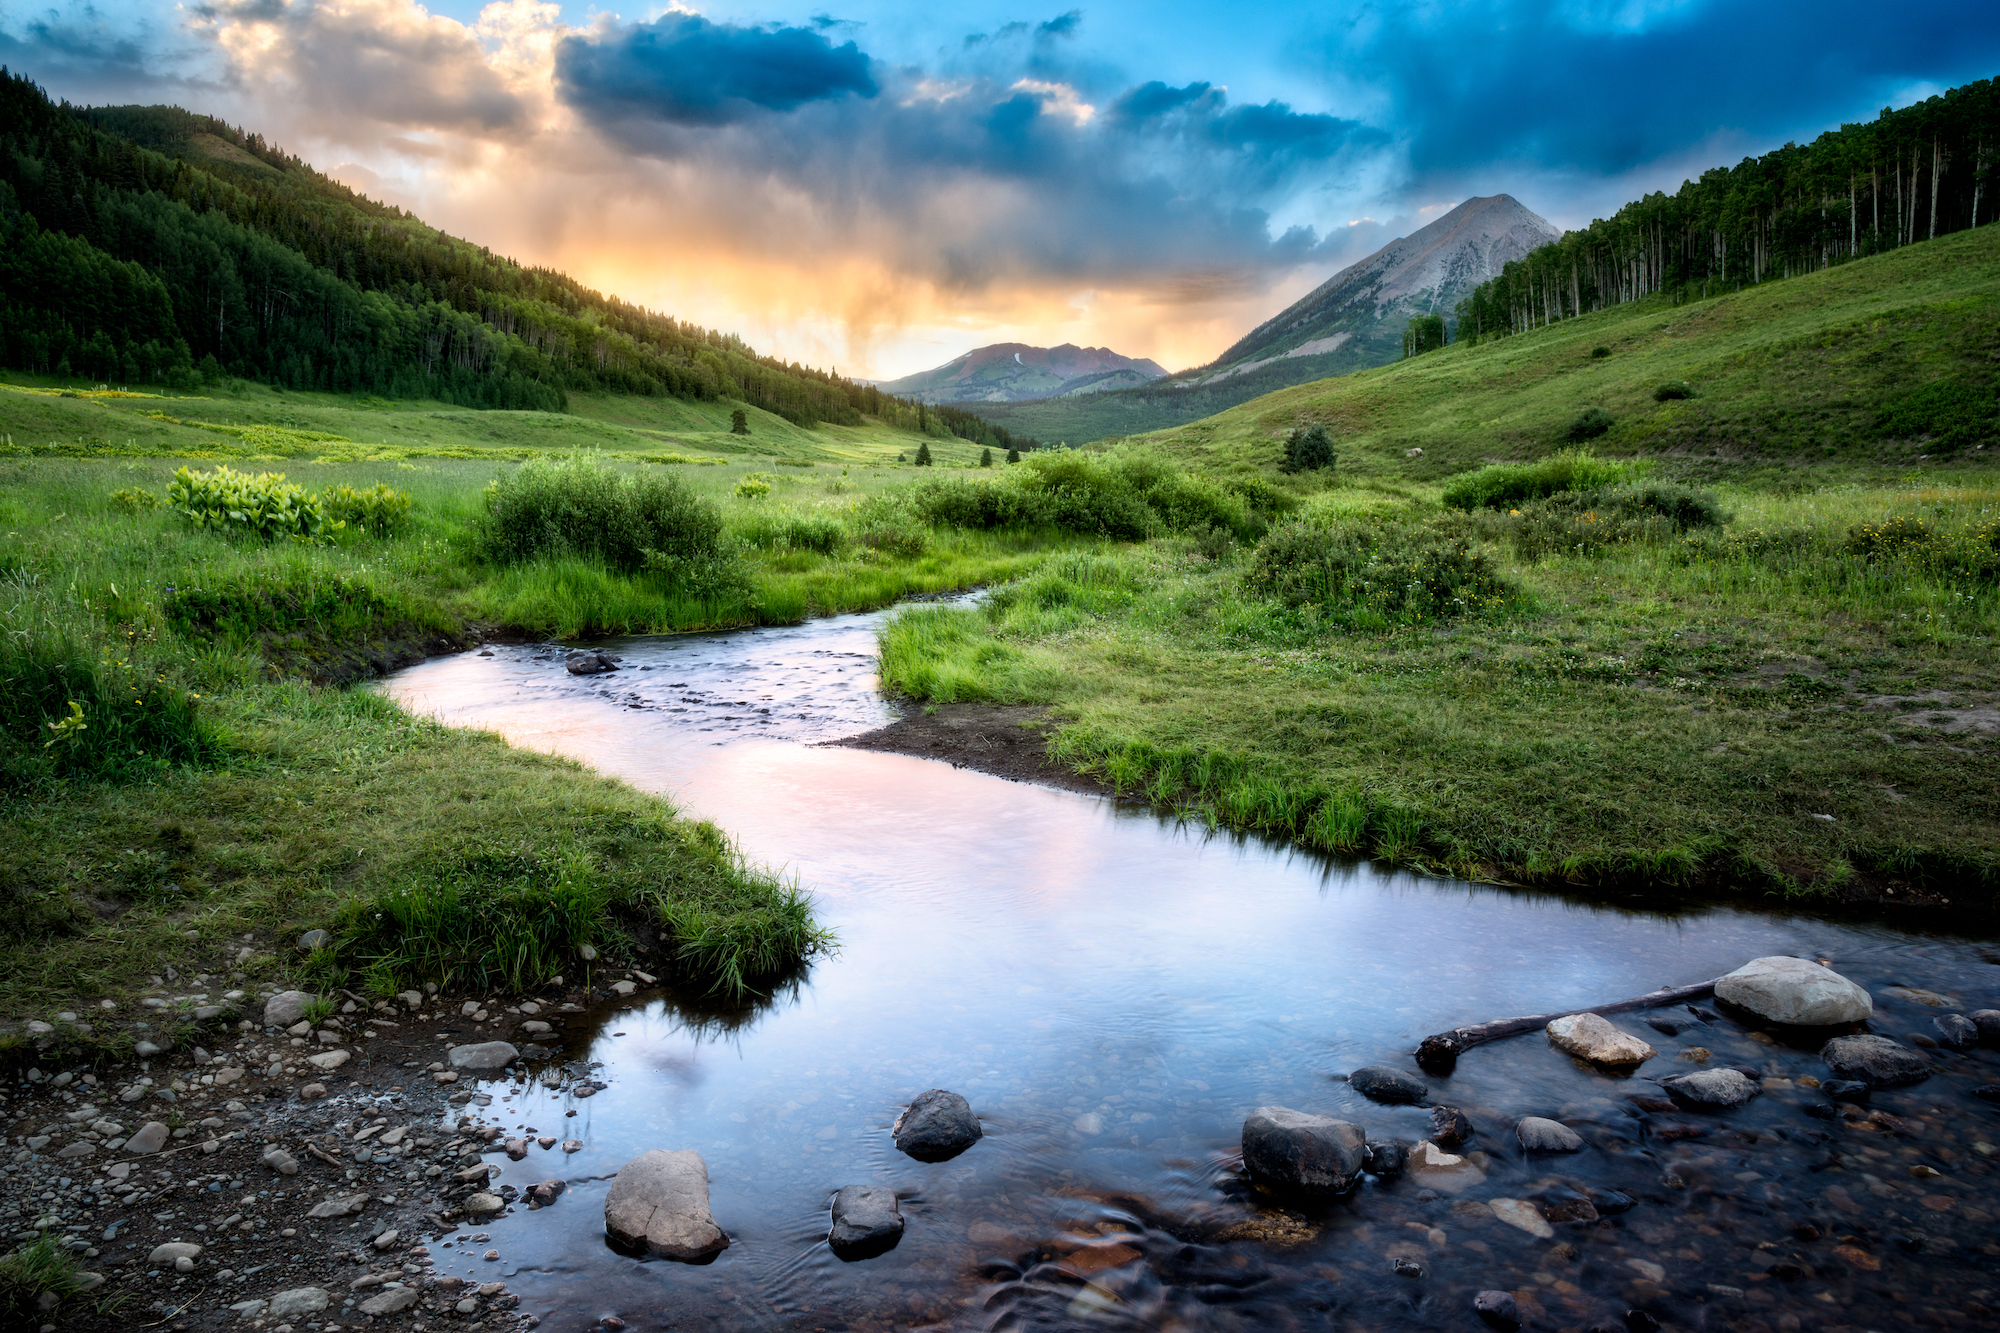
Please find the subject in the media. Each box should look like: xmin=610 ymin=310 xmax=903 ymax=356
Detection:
xmin=980 ymin=447 xmax=993 ymax=467
xmin=914 ymin=441 xmax=933 ymax=467
xmin=1006 ymin=447 xmax=1020 ymax=464
xmin=729 ymin=408 xmax=749 ymax=435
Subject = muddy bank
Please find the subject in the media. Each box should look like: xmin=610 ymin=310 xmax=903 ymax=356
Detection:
xmin=826 ymin=703 xmax=1112 ymax=798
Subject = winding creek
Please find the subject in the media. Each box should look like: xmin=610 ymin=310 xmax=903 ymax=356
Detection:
xmin=380 ymin=605 xmax=2000 ymax=1333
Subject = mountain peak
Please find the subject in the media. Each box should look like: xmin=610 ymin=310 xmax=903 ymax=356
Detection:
xmin=878 ymin=342 xmax=1168 ymax=404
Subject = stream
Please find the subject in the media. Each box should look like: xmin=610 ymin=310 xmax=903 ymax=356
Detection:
xmin=381 ymin=604 xmax=2000 ymax=1333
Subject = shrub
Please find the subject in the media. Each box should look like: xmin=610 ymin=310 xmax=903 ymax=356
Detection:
xmin=1511 ymin=482 xmax=1728 ymax=559
xmin=1441 ymin=449 xmax=1628 ymax=510
xmin=1282 ymin=422 xmax=1336 ymax=472
xmin=733 ymin=508 xmax=846 ymax=554
xmin=1845 ymin=514 xmax=2000 ymax=580
xmin=734 ymin=473 xmax=773 ymax=499
xmin=904 ymin=451 xmax=1256 ymax=541
xmin=167 ymin=465 xmax=336 ymax=541
xmin=1566 ymin=406 xmax=1615 ymax=441
xmin=109 ymin=486 xmax=159 ymax=514
xmin=1876 ymin=379 xmax=1997 ymax=451
xmin=320 ymin=483 xmax=411 ymax=536
xmin=1246 ymin=520 xmax=1519 ymax=627
xmin=476 ymin=453 xmax=730 ymax=579
xmin=1590 ymin=346 xmax=1611 ymax=359
xmin=1653 ymin=381 xmax=1696 ymax=401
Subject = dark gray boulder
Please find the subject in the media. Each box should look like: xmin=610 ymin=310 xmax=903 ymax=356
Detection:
xmin=1933 ymin=1014 xmax=1979 ymax=1050
xmin=893 ymin=1090 xmax=981 ymax=1162
xmin=566 ymin=650 xmax=619 ymax=676
xmin=1363 ymin=1139 xmax=1405 ymax=1176
xmin=1659 ymin=1068 xmax=1763 ymax=1110
xmin=1347 ymin=1066 xmax=1428 ymax=1104
xmin=828 ymin=1185 xmax=904 ymax=1258
xmin=1241 ymin=1106 xmax=1366 ymax=1196
xmin=1474 ymin=1289 xmax=1520 ymax=1331
xmin=1821 ymin=1034 xmax=1932 ymax=1088
xmin=1428 ymin=1105 xmax=1472 ymax=1148
xmin=1970 ymin=1010 xmax=2000 ymax=1046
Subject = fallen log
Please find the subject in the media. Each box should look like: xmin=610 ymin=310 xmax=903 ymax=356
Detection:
xmin=1414 ymin=978 xmax=1720 ymax=1074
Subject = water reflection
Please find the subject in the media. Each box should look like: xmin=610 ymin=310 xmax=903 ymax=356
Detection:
xmin=383 ymin=609 xmax=2000 ymax=1333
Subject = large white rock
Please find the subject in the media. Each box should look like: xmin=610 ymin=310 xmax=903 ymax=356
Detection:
xmin=1715 ymin=956 xmax=1872 ymax=1026
xmin=604 ymin=1149 xmax=728 ymax=1260
xmin=266 ymin=1287 xmax=330 ymax=1317
xmin=263 ymin=991 xmax=315 ymax=1027
xmin=1546 ymin=1013 xmax=1656 ymax=1067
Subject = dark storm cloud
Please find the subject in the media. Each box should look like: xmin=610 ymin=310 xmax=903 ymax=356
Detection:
xmin=1330 ymin=0 xmax=2000 ymax=185
xmin=554 ymin=14 xmax=878 ymax=127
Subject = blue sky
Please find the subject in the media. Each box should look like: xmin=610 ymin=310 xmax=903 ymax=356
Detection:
xmin=5 ymin=1 xmax=1997 ymax=374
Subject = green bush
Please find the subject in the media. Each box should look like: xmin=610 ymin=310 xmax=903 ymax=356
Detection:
xmin=1846 ymin=514 xmax=2000 ymax=580
xmin=1282 ymin=422 xmax=1336 ymax=471
xmin=476 ymin=454 xmax=731 ymax=580
xmin=1566 ymin=406 xmax=1615 ymax=441
xmin=1441 ymin=449 xmax=1628 ymax=510
xmin=320 ymin=483 xmax=411 ymax=536
xmin=733 ymin=508 xmax=846 ymax=554
xmin=167 ymin=465 xmax=336 ymax=541
xmin=1653 ymin=381 xmax=1696 ymax=401
xmin=1876 ymin=379 xmax=1997 ymax=451
xmin=1246 ymin=520 xmax=1519 ymax=628
xmin=906 ymin=450 xmax=1256 ymax=541
xmin=109 ymin=486 xmax=159 ymax=514
xmin=1511 ymin=481 xmax=1727 ymax=559
xmin=167 ymin=568 xmax=402 ymax=639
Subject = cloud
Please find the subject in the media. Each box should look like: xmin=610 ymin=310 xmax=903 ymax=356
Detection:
xmin=553 ymin=13 xmax=877 ymax=127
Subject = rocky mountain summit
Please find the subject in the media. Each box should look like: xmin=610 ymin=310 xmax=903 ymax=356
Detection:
xmin=876 ymin=342 xmax=1168 ymax=404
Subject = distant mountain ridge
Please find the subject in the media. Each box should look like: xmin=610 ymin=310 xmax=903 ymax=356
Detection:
xmin=1186 ymin=194 xmax=1561 ymax=385
xmin=878 ymin=342 xmax=1168 ymax=404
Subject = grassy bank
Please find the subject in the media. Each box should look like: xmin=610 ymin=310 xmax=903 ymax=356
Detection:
xmin=874 ymin=229 xmax=2000 ymax=906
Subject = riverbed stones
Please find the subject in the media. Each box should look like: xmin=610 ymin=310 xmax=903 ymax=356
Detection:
xmin=1240 ymin=1107 xmax=1367 ymax=1196
xmin=1428 ymin=1105 xmax=1473 ymax=1148
xmin=828 ymin=1184 xmax=905 ymax=1257
xmin=1659 ymin=1068 xmax=1762 ymax=1109
xmin=1348 ymin=1066 xmax=1428 ymax=1104
xmin=604 ymin=1149 xmax=728 ymax=1260
xmin=1934 ymin=1013 xmax=1979 ymax=1049
xmin=1547 ymin=1013 xmax=1657 ymax=1067
xmin=1364 ymin=1139 xmax=1405 ymax=1175
xmin=1715 ymin=956 xmax=1873 ymax=1025
xmin=1474 ymin=1288 xmax=1522 ymax=1332
xmin=1490 ymin=1198 xmax=1555 ymax=1239
xmin=359 ymin=1286 xmax=419 ymax=1316
xmin=448 ymin=1041 xmax=519 ymax=1073
xmin=1821 ymin=1034 xmax=1932 ymax=1088
xmin=263 ymin=990 xmax=314 ymax=1027
xmin=566 ymin=650 xmax=618 ymax=675
xmin=125 ymin=1121 xmax=169 ymax=1154
xmin=261 ymin=1146 xmax=299 ymax=1175
xmin=892 ymin=1089 xmax=982 ymax=1162
xmin=1970 ymin=1009 xmax=2000 ymax=1046
xmin=266 ymin=1287 xmax=330 ymax=1318
xmin=1404 ymin=1140 xmax=1486 ymax=1193
xmin=463 ymin=1192 xmax=505 ymax=1216
xmin=1517 ymin=1116 xmax=1584 ymax=1153
xmin=148 ymin=1242 xmax=202 ymax=1265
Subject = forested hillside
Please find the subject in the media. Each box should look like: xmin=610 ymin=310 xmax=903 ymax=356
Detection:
xmin=0 ymin=71 xmax=901 ymax=426
xmin=1458 ymin=77 xmax=1999 ymax=337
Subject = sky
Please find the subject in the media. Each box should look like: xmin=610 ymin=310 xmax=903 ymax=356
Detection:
xmin=4 ymin=2 xmax=1998 ymax=378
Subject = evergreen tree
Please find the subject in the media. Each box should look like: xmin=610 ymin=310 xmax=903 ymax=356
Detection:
xmin=980 ymin=447 xmax=993 ymax=467
xmin=1006 ymin=446 xmax=1020 ymax=464
xmin=1282 ymin=423 xmax=1336 ymax=471
xmin=914 ymin=441 xmax=933 ymax=467
xmin=730 ymin=408 xmax=749 ymax=435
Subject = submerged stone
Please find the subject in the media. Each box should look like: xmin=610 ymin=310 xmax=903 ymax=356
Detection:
xmin=1547 ymin=1013 xmax=1656 ymax=1067
xmin=892 ymin=1089 xmax=981 ymax=1162
xmin=1659 ymin=1068 xmax=1763 ymax=1110
xmin=1821 ymin=1034 xmax=1931 ymax=1088
xmin=1241 ymin=1106 xmax=1366 ymax=1196
xmin=1516 ymin=1116 xmax=1584 ymax=1153
xmin=828 ymin=1184 xmax=904 ymax=1258
xmin=1347 ymin=1065 xmax=1428 ymax=1104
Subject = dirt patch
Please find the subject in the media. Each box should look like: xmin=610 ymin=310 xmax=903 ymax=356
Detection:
xmin=827 ymin=703 xmax=1113 ymax=798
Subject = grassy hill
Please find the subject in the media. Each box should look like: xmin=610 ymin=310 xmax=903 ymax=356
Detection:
xmin=875 ymin=224 xmax=2000 ymax=907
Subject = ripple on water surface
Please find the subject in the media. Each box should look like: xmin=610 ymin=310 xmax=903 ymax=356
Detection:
xmin=383 ymin=608 xmax=2000 ymax=1333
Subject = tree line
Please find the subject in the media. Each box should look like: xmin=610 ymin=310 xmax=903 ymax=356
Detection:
xmin=0 ymin=70 xmax=960 ymax=428
xmin=1456 ymin=76 xmax=2000 ymax=339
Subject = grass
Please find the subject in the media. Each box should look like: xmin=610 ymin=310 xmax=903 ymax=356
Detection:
xmin=874 ymin=227 xmax=2000 ymax=906
xmin=0 ymin=1233 xmax=82 ymax=1321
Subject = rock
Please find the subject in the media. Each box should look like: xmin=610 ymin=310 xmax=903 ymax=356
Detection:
xmin=1715 ymin=956 xmax=1873 ymax=1025
xmin=125 ymin=1122 xmax=170 ymax=1154
xmin=449 ymin=1041 xmax=519 ymax=1073
xmin=359 ymin=1286 xmax=419 ymax=1316
xmin=262 ymin=1147 xmax=299 ymax=1175
xmin=892 ymin=1089 xmax=982 ymax=1162
xmin=566 ymin=650 xmax=618 ymax=675
xmin=1428 ymin=1105 xmax=1472 ymax=1148
xmin=55 ymin=1141 xmax=95 ymax=1159
xmin=1490 ymin=1198 xmax=1555 ymax=1239
xmin=263 ymin=991 xmax=314 ymax=1027
xmin=1589 ymin=1189 xmax=1636 ymax=1215
xmin=463 ymin=1192 xmax=505 ymax=1215
xmin=1364 ymin=1139 xmax=1405 ymax=1175
xmin=1392 ymin=1257 xmax=1425 ymax=1278
xmin=563 ymin=1139 xmax=584 ymax=1153
xmin=603 ymin=1149 xmax=728 ymax=1260
xmin=1821 ymin=1079 xmax=1870 ymax=1103
xmin=1934 ymin=1014 xmax=1979 ymax=1049
xmin=1517 ymin=1117 xmax=1584 ymax=1153
xmin=1547 ymin=1013 xmax=1656 ymax=1067
xmin=133 ymin=1040 xmax=163 ymax=1057
xmin=148 ymin=1242 xmax=202 ymax=1264
xmin=1646 ymin=1015 xmax=1699 ymax=1036
xmin=505 ymin=1138 xmax=528 ymax=1160
xmin=1821 ymin=1034 xmax=1932 ymax=1088
xmin=266 ymin=1287 xmax=330 ymax=1318
xmin=1347 ymin=1065 xmax=1428 ymax=1104
xmin=528 ymin=1179 xmax=566 ymax=1207
xmin=371 ymin=1229 xmax=401 ymax=1250
xmin=398 ymin=990 xmax=424 ymax=1010
xmin=828 ymin=1184 xmax=905 ymax=1257
xmin=296 ymin=930 xmax=331 ymax=951
xmin=1970 ymin=1010 xmax=2000 ymax=1046
xmin=298 ymin=1083 xmax=329 ymax=1101
xmin=1404 ymin=1140 xmax=1486 ymax=1193
xmin=1241 ymin=1106 xmax=1367 ymax=1196
xmin=609 ymin=980 xmax=637 ymax=996
xmin=306 ymin=1050 xmax=349 ymax=1071
xmin=1475 ymin=1289 xmax=1522 ymax=1331
xmin=307 ymin=1194 xmax=368 ymax=1219
xmin=1659 ymin=1068 xmax=1763 ymax=1110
